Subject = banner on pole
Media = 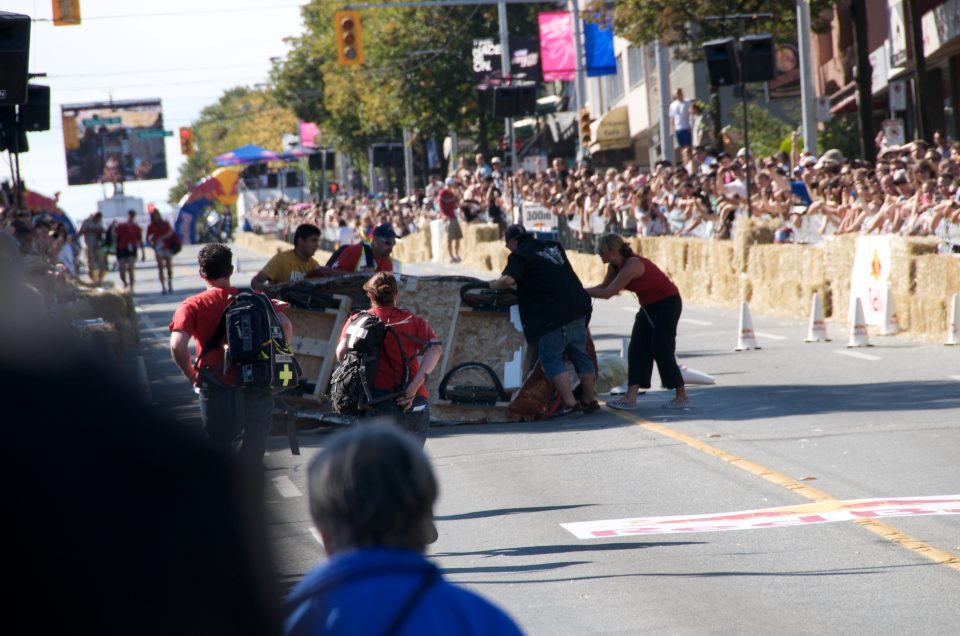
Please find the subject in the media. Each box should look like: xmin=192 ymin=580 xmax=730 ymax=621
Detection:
xmin=583 ymin=19 xmax=615 ymax=77
xmin=538 ymin=11 xmax=575 ymax=82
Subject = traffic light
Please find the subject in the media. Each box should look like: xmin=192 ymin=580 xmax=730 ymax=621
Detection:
xmin=52 ymin=0 xmax=82 ymax=26
xmin=179 ymin=127 xmax=194 ymax=156
xmin=580 ymin=108 xmax=592 ymax=146
xmin=334 ymin=11 xmax=364 ymax=66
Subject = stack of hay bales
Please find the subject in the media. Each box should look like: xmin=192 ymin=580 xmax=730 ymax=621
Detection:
xmin=900 ymin=239 xmax=954 ymax=333
xmin=55 ymin=283 xmax=138 ymax=359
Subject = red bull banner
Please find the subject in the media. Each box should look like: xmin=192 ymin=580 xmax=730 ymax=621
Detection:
xmin=175 ymin=167 xmax=241 ymax=244
xmin=61 ymin=99 xmax=168 ymax=186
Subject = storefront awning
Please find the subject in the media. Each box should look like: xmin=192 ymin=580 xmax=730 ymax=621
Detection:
xmin=589 ymin=106 xmax=632 ymax=151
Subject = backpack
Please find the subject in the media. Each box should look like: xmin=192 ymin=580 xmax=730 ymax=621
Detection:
xmin=328 ymin=310 xmax=408 ymax=415
xmin=196 ymin=291 xmax=302 ymax=393
xmin=325 ymin=243 xmax=374 ymax=271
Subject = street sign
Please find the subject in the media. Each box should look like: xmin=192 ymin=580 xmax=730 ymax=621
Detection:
xmin=889 ymin=80 xmax=906 ymax=111
xmin=815 ymin=96 xmax=832 ymax=122
xmin=136 ymin=129 xmax=173 ymax=139
xmin=81 ymin=116 xmax=121 ymax=127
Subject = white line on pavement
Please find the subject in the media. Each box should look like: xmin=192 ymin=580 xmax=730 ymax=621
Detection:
xmin=835 ymin=350 xmax=882 ymax=361
xmin=271 ymin=476 xmax=302 ymax=498
xmin=755 ymin=331 xmax=788 ymax=340
xmin=680 ymin=318 xmax=713 ymax=326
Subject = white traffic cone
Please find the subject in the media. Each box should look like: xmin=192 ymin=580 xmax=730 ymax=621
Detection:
xmin=947 ymin=293 xmax=960 ymax=346
xmin=735 ymin=301 xmax=761 ymax=351
xmin=611 ymin=337 xmax=629 ymax=394
xmin=805 ymin=292 xmax=831 ymax=342
xmin=677 ymin=358 xmax=716 ymax=385
xmin=847 ymin=297 xmax=872 ymax=348
xmin=879 ymin=287 xmax=899 ymax=336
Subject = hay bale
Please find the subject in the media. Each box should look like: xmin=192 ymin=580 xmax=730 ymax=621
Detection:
xmin=913 ymin=254 xmax=960 ymax=299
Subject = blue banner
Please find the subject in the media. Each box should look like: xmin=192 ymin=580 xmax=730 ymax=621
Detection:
xmin=584 ymin=20 xmax=615 ymax=77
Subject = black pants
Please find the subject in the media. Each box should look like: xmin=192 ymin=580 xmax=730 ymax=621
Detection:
xmin=629 ymin=294 xmax=684 ymax=390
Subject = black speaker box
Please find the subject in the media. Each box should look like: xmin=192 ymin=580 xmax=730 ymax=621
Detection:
xmin=0 ymin=13 xmax=31 ymax=106
xmin=372 ymin=145 xmax=390 ymax=165
xmin=265 ymin=172 xmax=278 ymax=188
xmin=284 ymin=170 xmax=300 ymax=188
xmin=0 ymin=128 xmax=28 ymax=153
xmin=739 ymin=34 xmax=775 ymax=83
xmin=703 ymin=37 xmax=739 ymax=87
xmin=492 ymin=86 xmax=518 ymax=118
xmin=0 ymin=104 xmax=15 ymax=131
xmin=308 ymin=151 xmax=335 ymax=171
xmin=515 ymin=85 xmax=537 ymax=117
xmin=21 ymin=84 xmax=49 ymax=131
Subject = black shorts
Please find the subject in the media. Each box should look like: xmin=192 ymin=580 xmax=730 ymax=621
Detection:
xmin=116 ymin=247 xmax=136 ymax=260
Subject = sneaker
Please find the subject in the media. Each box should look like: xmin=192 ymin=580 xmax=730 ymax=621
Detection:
xmin=580 ymin=400 xmax=601 ymax=414
xmin=607 ymin=400 xmax=638 ymax=411
xmin=662 ymin=397 xmax=691 ymax=410
xmin=551 ymin=403 xmax=583 ymax=419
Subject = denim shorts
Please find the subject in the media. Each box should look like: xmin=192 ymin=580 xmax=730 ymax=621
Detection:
xmin=538 ymin=317 xmax=593 ymax=378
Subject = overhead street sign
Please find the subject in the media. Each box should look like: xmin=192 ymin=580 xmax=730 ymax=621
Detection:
xmin=81 ymin=117 xmax=121 ymax=127
xmin=136 ymin=129 xmax=173 ymax=139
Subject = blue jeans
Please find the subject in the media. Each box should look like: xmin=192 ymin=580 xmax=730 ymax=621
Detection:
xmin=538 ymin=317 xmax=593 ymax=379
xmin=198 ymin=383 xmax=274 ymax=461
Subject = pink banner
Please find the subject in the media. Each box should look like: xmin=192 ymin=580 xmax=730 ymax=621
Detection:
xmin=538 ymin=11 xmax=575 ymax=81
xmin=299 ymin=121 xmax=320 ymax=148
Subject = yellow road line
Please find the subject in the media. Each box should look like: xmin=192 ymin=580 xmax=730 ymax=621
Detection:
xmin=618 ymin=415 xmax=960 ymax=572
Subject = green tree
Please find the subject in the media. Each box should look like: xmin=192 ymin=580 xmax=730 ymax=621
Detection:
xmin=167 ymin=87 xmax=298 ymax=207
xmin=271 ymin=1 xmax=548 ymax=163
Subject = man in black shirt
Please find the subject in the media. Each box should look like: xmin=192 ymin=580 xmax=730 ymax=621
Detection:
xmin=490 ymin=224 xmax=597 ymax=418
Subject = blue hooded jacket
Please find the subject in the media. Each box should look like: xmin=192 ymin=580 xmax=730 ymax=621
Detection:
xmin=285 ymin=547 xmax=523 ymax=635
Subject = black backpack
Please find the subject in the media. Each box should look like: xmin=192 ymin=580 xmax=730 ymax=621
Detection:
xmin=328 ymin=310 xmax=408 ymax=415
xmin=196 ymin=291 xmax=302 ymax=393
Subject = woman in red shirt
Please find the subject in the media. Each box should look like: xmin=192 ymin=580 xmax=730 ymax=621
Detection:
xmin=336 ymin=272 xmax=443 ymax=444
xmin=146 ymin=208 xmax=177 ymax=294
xmin=585 ymin=233 xmax=689 ymax=410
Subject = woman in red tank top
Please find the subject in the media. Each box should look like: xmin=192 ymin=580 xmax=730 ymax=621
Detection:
xmin=585 ymin=234 xmax=689 ymax=410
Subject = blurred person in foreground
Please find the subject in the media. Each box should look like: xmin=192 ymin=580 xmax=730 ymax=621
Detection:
xmin=284 ymin=424 xmax=523 ymax=636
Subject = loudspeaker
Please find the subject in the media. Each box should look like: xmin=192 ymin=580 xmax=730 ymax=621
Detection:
xmin=0 ymin=104 xmax=15 ymax=132
xmin=0 ymin=128 xmax=28 ymax=153
xmin=21 ymin=84 xmax=49 ymax=131
xmin=284 ymin=170 xmax=300 ymax=188
xmin=372 ymin=145 xmax=390 ymax=166
xmin=515 ymin=85 xmax=537 ymax=117
xmin=703 ymin=37 xmax=739 ymax=87
xmin=0 ymin=13 xmax=31 ymax=106
xmin=493 ymin=86 xmax=518 ymax=118
xmin=308 ymin=151 xmax=334 ymax=171
xmin=739 ymin=34 xmax=775 ymax=83
xmin=265 ymin=172 xmax=278 ymax=188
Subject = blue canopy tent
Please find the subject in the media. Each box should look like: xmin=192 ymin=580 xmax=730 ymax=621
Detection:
xmin=213 ymin=144 xmax=281 ymax=166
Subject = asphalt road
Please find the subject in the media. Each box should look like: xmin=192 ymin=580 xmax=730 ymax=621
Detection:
xmin=123 ymin=241 xmax=960 ymax=635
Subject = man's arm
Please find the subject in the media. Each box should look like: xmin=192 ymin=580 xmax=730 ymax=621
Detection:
xmin=250 ymin=270 xmax=271 ymax=291
xmin=397 ymin=341 xmax=443 ymax=410
xmin=169 ymin=330 xmax=197 ymax=385
xmin=489 ymin=274 xmax=516 ymax=290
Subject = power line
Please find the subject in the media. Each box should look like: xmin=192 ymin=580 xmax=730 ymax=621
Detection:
xmin=33 ymin=4 xmax=305 ymax=22
xmin=52 ymin=76 xmax=271 ymax=92
xmin=46 ymin=63 xmax=272 ymax=79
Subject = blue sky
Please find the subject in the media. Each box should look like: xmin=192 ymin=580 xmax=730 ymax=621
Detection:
xmin=1 ymin=0 xmax=304 ymax=224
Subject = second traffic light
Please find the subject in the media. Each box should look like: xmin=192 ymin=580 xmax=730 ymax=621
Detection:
xmin=580 ymin=108 xmax=592 ymax=146
xmin=335 ymin=11 xmax=364 ymax=66
xmin=179 ymin=127 xmax=194 ymax=156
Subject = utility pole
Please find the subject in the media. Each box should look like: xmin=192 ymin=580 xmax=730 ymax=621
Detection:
xmin=905 ymin=0 xmax=927 ymax=141
xmin=569 ymin=0 xmax=588 ymax=161
xmin=796 ymin=0 xmax=818 ymax=156
xmin=497 ymin=1 xmax=517 ymax=172
xmin=655 ymin=40 xmax=672 ymax=163
xmin=849 ymin=0 xmax=875 ymax=161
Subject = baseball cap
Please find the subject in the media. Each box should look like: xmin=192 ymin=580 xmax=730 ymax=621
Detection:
xmin=491 ymin=157 xmax=502 ymax=164
xmin=444 ymin=176 xmax=457 ymax=186
xmin=372 ymin=223 xmax=398 ymax=239
xmin=504 ymin=224 xmax=528 ymax=242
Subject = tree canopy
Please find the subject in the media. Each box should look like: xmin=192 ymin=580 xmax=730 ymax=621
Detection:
xmin=602 ymin=0 xmax=833 ymax=60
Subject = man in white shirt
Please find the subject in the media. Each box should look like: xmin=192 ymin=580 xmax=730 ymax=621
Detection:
xmin=668 ymin=88 xmax=693 ymax=150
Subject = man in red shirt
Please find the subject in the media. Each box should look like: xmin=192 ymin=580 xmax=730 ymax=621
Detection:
xmin=114 ymin=209 xmax=145 ymax=293
xmin=169 ymin=243 xmax=293 ymax=461
xmin=323 ymin=222 xmax=401 ymax=275
xmin=436 ymin=178 xmax=463 ymax=263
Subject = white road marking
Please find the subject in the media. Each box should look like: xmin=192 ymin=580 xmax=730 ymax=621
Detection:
xmin=309 ymin=527 xmax=324 ymax=545
xmin=271 ymin=476 xmax=302 ymax=498
xmin=680 ymin=317 xmax=713 ymax=326
xmin=835 ymin=350 xmax=882 ymax=361
xmin=755 ymin=331 xmax=787 ymax=340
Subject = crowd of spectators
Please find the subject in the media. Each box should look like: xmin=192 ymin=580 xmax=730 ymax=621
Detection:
xmin=240 ymin=134 xmax=960 ymax=256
